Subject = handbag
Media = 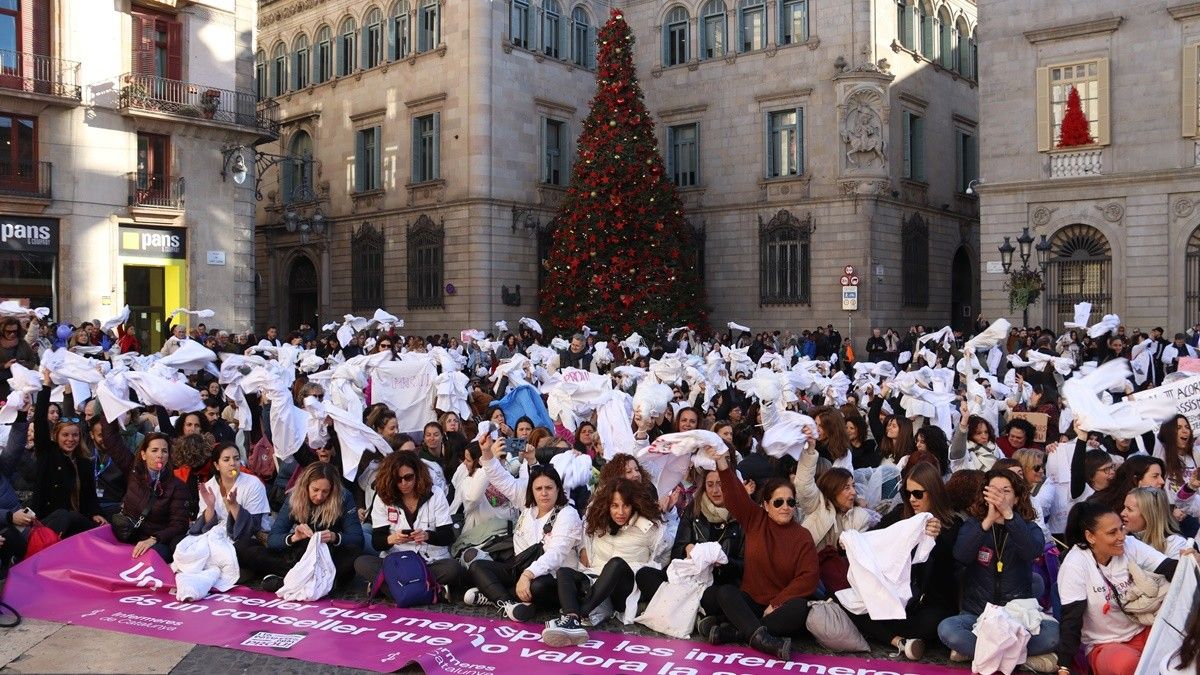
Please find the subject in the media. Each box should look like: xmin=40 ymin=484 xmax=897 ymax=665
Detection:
xmin=817 ymin=545 xmax=852 ymax=593
xmin=24 ymin=519 xmax=61 ymax=558
xmin=112 ymin=482 xmax=157 ymax=544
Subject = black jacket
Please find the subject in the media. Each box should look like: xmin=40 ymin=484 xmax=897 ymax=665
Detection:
xmin=32 ymin=387 xmax=101 ymax=519
xmin=671 ymin=510 xmax=746 ymax=588
xmin=953 ymin=514 xmax=1044 ymax=615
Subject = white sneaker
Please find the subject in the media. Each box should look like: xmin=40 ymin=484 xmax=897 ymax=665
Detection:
xmin=463 ymin=587 xmax=491 ymax=607
xmin=498 ymin=600 xmax=535 ymax=622
xmin=587 ymin=598 xmax=613 ymax=627
xmin=1023 ymin=654 xmax=1058 ymax=673
xmin=949 ymin=650 xmax=970 ymax=662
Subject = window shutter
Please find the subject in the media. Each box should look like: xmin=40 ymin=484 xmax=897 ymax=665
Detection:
xmin=32 ymin=0 xmax=50 ymax=58
xmin=411 ymin=118 xmax=419 ymax=181
xmin=132 ymin=14 xmax=154 ymax=75
xmin=281 ymin=156 xmax=294 ymax=203
xmin=432 ymin=112 xmax=441 ymax=179
xmin=166 ymin=20 xmax=184 ymax=81
xmin=1035 ymin=66 xmax=1050 ymax=152
xmin=1185 ymin=46 xmax=1198 ymax=138
xmin=1096 ymin=57 xmax=1111 ymax=146
xmin=763 ymin=112 xmax=771 ymax=178
xmin=355 ymin=131 xmax=365 ymax=192
xmin=955 ymin=131 xmax=964 ymax=191
xmin=914 ymin=116 xmax=924 ymax=180
xmin=374 ymin=127 xmax=382 ymax=188
xmin=796 ymin=107 xmax=805 ymax=175
xmin=362 ymin=24 xmax=370 ymax=66
xmin=693 ymin=123 xmax=701 ymax=185
xmin=540 ymin=117 xmax=549 ymax=182
xmin=902 ymin=111 xmax=912 ymax=177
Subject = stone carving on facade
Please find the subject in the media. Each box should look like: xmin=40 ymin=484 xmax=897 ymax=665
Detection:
xmin=1174 ymin=197 xmax=1196 ymax=221
xmin=1031 ymin=206 xmax=1058 ymax=226
xmin=838 ymin=178 xmax=890 ymax=196
xmin=840 ymin=88 xmax=886 ymax=170
xmin=1094 ymin=202 xmax=1124 ymax=222
xmin=260 ymin=0 xmax=329 ymax=28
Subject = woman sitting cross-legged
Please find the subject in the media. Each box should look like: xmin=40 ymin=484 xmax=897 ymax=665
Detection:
xmin=353 ymin=451 xmax=464 ymax=600
xmin=1056 ymin=500 xmax=1194 ymax=675
xmin=541 ymin=476 xmax=669 ymax=647
xmin=705 ymin=445 xmax=819 ymax=661
xmin=31 ymin=380 xmax=105 ymax=538
xmin=189 ymin=441 xmax=270 ymax=546
xmin=240 ymin=462 xmax=363 ymax=593
xmin=464 ymin=438 xmax=583 ymax=621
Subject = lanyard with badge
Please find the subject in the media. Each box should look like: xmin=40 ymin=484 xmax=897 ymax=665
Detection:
xmin=1093 ymin=558 xmax=1125 ymax=615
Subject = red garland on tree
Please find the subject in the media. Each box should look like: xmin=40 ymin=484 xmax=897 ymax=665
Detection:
xmin=538 ymin=9 xmax=708 ymax=336
xmin=1056 ymin=85 xmax=1094 ymax=148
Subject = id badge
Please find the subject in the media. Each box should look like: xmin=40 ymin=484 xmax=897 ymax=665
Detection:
xmin=386 ymin=507 xmax=399 ymax=524
xmin=976 ymin=547 xmax=994 ymax=567
xmin=96 ymin=487 xmax=105 ymax=499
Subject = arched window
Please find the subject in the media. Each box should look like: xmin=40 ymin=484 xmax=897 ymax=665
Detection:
xmin=1044 ymin=224 xmax=1111 ymax=327
xmin=407 ymin=214 xmax=444 ymax=309
xmin=391 ymin=1 xmax=411 ymax=59
xmin=417 ymin=0 xmax=439 ymax=53
xmin=511 ymin=0 xmax=531 ymax=48
xmin=937 ymin=7 xmax=952 ymax=68
xmin=571 ymin=6 xmax=593 ymax=67
xmin=700 ymin=0 xmax=726 ymax=59
xmin=896 ymin=0 xmax=913 ymax=49
xmin=542 ymin=0 xmax=562 ymax=58
xmin=338 ymin=17 xmax=357 ymax=76
xmin=282 ymin=130 xmax=313 ymax=204
xmin=254 ymin=50 xmax=266 ymax=100
xmin=918 ymin=1 xmax=934 ymax=58
xmin=351 ymin=222 xmax=384 ymax=311
xmin=663 ymin=5 xmax=689 ymax=66
xmin=271 ymin=42 xmax=287 ymax=96
xmin=738 ymin=0 xmax=765 ymax=53
xmin=363 ymin=7 xmax=385 ymax=68
xmin=1187 ymin=226 xmax=1200 ymax=326
xmin=902 ymin=213 xmax=929 ymax=307
xmin=955 ymin=17 xmax=970 ymax=75
xmin=759 ymin=209 xmax=812 ymax=305
xmin=314 ymin=26 xmax=333 ymax=83
xmin=292 ymin=34 xmax=310 ymax=90
xmin=779 ymin=0 xmax=807 ymax=45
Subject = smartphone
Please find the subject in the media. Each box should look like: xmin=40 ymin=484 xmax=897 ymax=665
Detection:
xmin=504 ymin=437 xmax=526 ymax=455
xmin=401 ymin=529 xmax=413 ymax=535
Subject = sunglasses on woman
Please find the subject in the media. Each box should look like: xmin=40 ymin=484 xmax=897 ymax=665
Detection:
xmin=904 ymin=489 xmax=927 ymax=500
xmin=1032 ymin=464 xmax=1044 ymax=472
xmin=398 ymin=473 xmax=416 ymax=483
xmin=770 ymin=497 xmax=797 ymax=508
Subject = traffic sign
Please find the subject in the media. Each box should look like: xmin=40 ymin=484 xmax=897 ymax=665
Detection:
xmin=844 ymin=265 xmax=856 ymax=276
xmin=850 ymin=275 xmax=860 ymax=285
xmin=842 ymin=285 xmax=858 ymax=311
xmin=840 ymin=275 xmax=850 ymax=286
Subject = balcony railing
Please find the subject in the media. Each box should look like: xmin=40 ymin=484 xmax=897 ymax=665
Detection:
xmin=1049 ymin=149 xmax=1103 ymax=179
xmin=0 ymin=161 xmax=51 ymax=199
xmin=0 ymin=50 xmax=81 ymax=100
xmin=119 ymin=73 xmax=279 ymax=137
xmin=127 ymin=172 xmax=184 ymax=209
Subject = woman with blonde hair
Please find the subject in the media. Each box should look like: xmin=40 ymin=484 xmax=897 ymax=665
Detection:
xmin=240 ymin=462 xmax=363 ymax=593
xmin=1122 ymin=486 xmax=1191 ymax=558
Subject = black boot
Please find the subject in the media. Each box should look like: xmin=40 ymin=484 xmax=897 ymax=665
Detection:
xmin=749 ymin=626 xmax=791 ymax=661
xmin=704 ymin=621 xmax=739 ymax=646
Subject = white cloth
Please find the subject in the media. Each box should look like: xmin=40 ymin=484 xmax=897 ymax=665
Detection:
xmin=761 ymin=411 xmax=817 ymax=460
xmin=545 ymin=368 xmax=612 ymax=432
xmin=835 ymin=513 xmax=935 ymax=620
xmin=1064 ymin=359 xmax=1177 ymax=438
xmin=972 ymin=602 xmax=1031 ymax=675
xmin=448 ymin=464 xmax=517 ymax=531
xmin=371 ymin=359 xmax=438 ymax=432
xmin=277 ymin=534 xmax=336 ymax=602
xmin=1136 ymin=555 xmax=1199 ymax=675
xmin=635 ymin=542 xmax=728 ymax=638
xmin=549 ymin=450 xmax=593 ymax=493
xmin=171 ymin=526 xmax=240 ymax=601
xmin=632 ymin=381 xmax=673 ymax=420
xmin=0 ymin=300 xmax=48 ymax=320
xmin=100 ymin=305 xmax=131 ymax=334
xmin=157 ymin=340 xmax=218 ymax=374
xmin=1059 ymin=537 xmax=1168 ymax=652
xmin=171 ymin=307 xmax=215 ymax=320
xmin=123 ymin=370 xmax=205 ymax=414
xmin=519 ymin=317 xmax=543 ymax=335
xmin=595 ymin=389 xmax=635 ymax=459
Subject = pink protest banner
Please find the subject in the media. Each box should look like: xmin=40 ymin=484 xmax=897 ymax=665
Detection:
xmin=1 ymin=528 xmax=966 ymax=674
xmin=1178 ymin=356 xmax=1200 ymax=374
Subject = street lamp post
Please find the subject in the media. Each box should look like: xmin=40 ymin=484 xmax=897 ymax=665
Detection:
xmin=998 ymin=227 xmax=1054 ymax=328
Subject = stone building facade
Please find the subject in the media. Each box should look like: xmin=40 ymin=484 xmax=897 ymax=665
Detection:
xmin=977 ymin=2 xmax=1200 ymax=330
xmin=254 ymin=0 xmax=979 ymax=340
xmin=0 ymin=0 xmax=269 ymax=346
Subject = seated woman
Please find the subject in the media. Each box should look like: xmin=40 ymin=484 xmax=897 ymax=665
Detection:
xmin=855 ymin=463 xmax=959 ymax=660
xmin=31 ymin=378 xmax=105 ymax=537
xmin=813 ymin=408 xmax=853 ymax=470
xmin=1057 ymin=501 xmax=1193 ymax=675
xmin=705 ymin=445 xmax=817 ymax=661
xmin=1089 ymin=455 xmax=1167 ymax=513
xmin=97 ymin=423 xmax=190 ymax=561
xmin=541 ymin=477 xmax=668 ymax=647
xmin=465 ymin=438 xmax=583 ymax=621
xmin=794 ymin=442 xmax=875 ymax=551
xmin=190 ymin=441 xmax=270 ymax=545
xmin=845 ymin=415 xmax=881 ymax=469
xmin=636 ymin=464 xmax=747 ymax=640
xmin=949 ymin=403 xmax=1003 ymax=473
xmin=242 ymin=462 xmax=363 ymax=593
xmin=1122 ymin=486 xmax=1192 ymax=558
xmin=449 ymin=441 xmax=517 ymax=531
xmin=86 ymin=416 xmax=127 ymax=519
xmin=937 ymin=468 xmax=1059 ymax=668
xmin=354 ymin=452 xmax=463 ymax=598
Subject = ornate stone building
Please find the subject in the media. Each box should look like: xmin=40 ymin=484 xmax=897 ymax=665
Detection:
xmin=254 ymin=0 xmax=979 ymax=339
xmin=0 ymin=0 xmax=269 ymax=345
xmin=977 ymin=2 xmax=1200 ymax=329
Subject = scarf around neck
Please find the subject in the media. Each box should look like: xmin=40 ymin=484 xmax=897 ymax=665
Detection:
xmin=698 ymin=492 xmax=730 ymax=524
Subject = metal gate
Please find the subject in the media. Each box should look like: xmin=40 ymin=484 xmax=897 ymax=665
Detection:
xmin=1043 ymin=224 xmax=1111 ymax=328
xmin=1187 ymin=227 xmax=1200 ymax=328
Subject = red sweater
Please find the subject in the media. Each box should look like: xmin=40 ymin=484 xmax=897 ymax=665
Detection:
xmin=718 ymin=466 xmax=818 ymax=607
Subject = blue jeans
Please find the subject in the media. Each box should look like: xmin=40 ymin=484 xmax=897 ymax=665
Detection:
xmin=937 ymin=611 xmax=1060 ymax=657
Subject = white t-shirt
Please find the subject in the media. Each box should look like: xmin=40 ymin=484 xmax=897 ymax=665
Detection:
xmin=1164 ymin=534 xmax=1195 ymax=560
xmin=370 ymin=488 xmax=453 ymax=562
xmin=1058 ymin=537 xmax=1167 ymax=651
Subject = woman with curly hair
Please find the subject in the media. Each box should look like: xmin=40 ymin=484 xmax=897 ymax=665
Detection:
xmin=938 ymin=469 xmax=1058 ymax=668
xmin=242 ymin=462 xmax=363 ymax=593
xmin=354 ymin=452 xmax=462 ymax=598
xmin=541 ymin=477 xmax=668 ymax=647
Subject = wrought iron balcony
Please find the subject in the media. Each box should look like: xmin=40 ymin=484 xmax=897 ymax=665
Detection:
xmin=118 ymin=73 xmax=279 ymax=137
xmin=127 ymin=172 xmax=184 ymax=210
xmin=0 ymin=50 xmax=81 ymax=101
xmin=0 ymin=161 xmax=51 ymax=199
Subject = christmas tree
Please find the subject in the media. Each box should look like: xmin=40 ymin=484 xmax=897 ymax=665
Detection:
xmin=539 ymin=9 xmax=707 ymax=337
xmin=1056 ymin=85 xmax=1094 ymax=148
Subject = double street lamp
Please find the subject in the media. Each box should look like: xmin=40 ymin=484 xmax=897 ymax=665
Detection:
xmin=998 ymin=226 xmax=1053 ymax=328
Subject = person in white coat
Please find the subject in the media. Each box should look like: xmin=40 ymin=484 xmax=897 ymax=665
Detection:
xmin=448 ymin=442 xmax=517 ymax=531
xmin=793 ymin=444 xmax=874 ymax=550
xmin=190 ymin=441 xmax=269 ymax=546
xmin=464 ymin=438 xmax=583 ymax=622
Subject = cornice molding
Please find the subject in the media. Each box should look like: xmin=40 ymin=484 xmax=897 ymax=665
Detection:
xmin=1169 ymin=3 xmax=1200 ymax=20
xmin=1024 ymin=16 xmax=1123 ymax=44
